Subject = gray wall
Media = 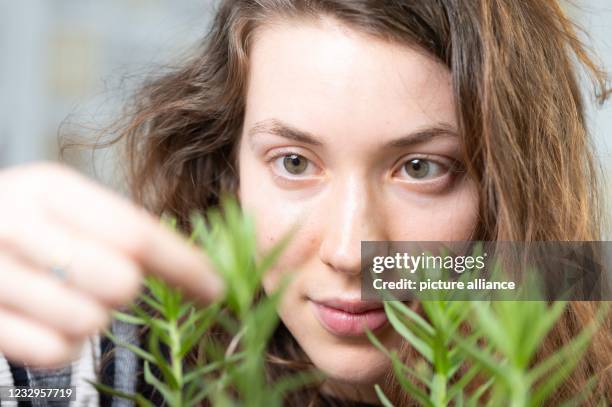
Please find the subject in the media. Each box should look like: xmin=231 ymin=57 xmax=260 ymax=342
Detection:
xmin=0 ymin=0 xmax=215 ymax=171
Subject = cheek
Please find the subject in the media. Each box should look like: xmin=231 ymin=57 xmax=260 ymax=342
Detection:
xmin=238 ymin=148 xmax=320 ymax=294
xmin=260 ymin=227 xmax=319 ymax=296
xmin=387 ymin=179 xmax=479 ymax=240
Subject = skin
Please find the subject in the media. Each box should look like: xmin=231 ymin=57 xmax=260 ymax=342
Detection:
xmin=0 ymin=162 xmax=223 ymax=367
xmin=238 ymin=17 xmax=479 ymax=402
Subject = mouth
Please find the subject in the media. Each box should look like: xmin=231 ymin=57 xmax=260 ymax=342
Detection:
xmin=309 ymin=298 xmax=388 ymax=337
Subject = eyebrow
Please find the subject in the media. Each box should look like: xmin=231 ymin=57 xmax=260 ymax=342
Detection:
xmin=247 ymin=118 xmax=458 ymax=148
xmin=248 ymin=119 xmax=323 ymax=146
xmin=384 ymin=124 xmax=458 ymax=148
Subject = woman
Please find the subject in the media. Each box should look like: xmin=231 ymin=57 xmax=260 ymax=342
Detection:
xmin=0 ymin=0 xmax=610 ymax=405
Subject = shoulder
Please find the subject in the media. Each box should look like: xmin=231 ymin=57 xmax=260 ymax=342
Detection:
xmin=0 ymin=335 xmax=101 ymax=405
xmin=0 ymin=320 xmax=143 ymax=406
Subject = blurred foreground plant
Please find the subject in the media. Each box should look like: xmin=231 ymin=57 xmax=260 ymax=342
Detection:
xmin=91 ymin=202 xmax=609 ymax=406
xmin=90 ymin=197 xmax=316 ymax=406
xmin=370 ymin=246 xmax=610 ymax=407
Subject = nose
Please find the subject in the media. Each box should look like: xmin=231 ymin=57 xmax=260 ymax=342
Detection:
xmin=318 ymin=175 xmax=385 ymax=276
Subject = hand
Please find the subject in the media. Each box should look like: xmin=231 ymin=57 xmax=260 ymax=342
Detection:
xmin=0 ymin=162 xmax=224 ymax=368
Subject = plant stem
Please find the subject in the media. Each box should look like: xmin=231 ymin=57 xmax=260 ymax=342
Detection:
xmin=509 ymin=371 xmax=527 ymax=407
xmin=169 ymin=319 xmax=183 ymax=406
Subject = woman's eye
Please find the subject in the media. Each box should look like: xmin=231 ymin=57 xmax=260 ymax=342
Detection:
xmin=400 ymin=158 xmax=446 ymax=180
xmin=277 ymin=154 xmax=311 ymax=175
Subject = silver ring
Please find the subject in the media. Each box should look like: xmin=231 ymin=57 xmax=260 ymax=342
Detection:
xmin=47 ymin=248 xmax=73 ymax=282
xmin=49 ymin=265 xmax=68 ymax=281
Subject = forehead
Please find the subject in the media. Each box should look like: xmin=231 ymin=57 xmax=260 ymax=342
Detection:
xmin=244 ymin=18 xmax=455 ymax=142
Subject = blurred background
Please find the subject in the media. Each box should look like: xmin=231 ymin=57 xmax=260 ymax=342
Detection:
xmin=0 ymin=0 xmax=215 ymax=184
xmin=0 ymin=0 xmax=610 ymax=222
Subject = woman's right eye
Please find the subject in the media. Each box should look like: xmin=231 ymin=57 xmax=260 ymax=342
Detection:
xmin=272 ymin=153 xmax=316 ymax=176
xmin=283 ymin=154 xmax=308 ymax=174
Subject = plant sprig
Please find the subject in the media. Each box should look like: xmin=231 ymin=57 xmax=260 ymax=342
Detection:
xmin=90 ymin=197 xmax=318 ymax=406
xmin=371 ymin=245 xmax=610 ymax=406
xmin=92 ymin=202 xmax=609 ymax=406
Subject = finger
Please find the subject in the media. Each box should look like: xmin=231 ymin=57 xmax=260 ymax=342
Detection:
xmin=0 ymin=253 xmax=109 ymax=339
xmin=39 ymin=165 xmax=224 ymax=301
xmin=0 ymin=218 xmax=143 ymax=307
xmin=0 ymin=307 xmax=83 ymax=368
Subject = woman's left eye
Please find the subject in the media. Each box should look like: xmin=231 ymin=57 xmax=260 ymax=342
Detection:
xmin=397 ymin=158 xmax=448 ymax=180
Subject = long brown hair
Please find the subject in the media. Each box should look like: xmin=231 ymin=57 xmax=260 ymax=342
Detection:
xmin=65 ymin=0 xmax=611 ymax=405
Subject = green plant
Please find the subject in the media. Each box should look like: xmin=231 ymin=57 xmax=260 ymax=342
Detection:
xmin=369 ymin=247 xmax=610 ymax=407
xmin=90 ymin=197 xmax=317 ymax=407
xmin=92 ymin=201 xmax=608 ymax=406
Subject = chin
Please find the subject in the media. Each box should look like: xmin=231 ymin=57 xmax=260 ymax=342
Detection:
xmin=315 ymin=348 xmax=391 ymax=384
xmin=298 ymin=325 xmax=397 ymax=385
xmin=278 ymin=299 xmax=402 ymax=386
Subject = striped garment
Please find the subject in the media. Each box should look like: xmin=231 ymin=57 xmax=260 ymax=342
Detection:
xmin=0 ymin=319 xmax=159 ymax=407
xmin=0 ymin=322 xmax=377 ymax=407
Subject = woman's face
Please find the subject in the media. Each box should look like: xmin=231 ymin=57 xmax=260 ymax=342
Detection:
xmin=238 ymin=18 xmax=478 ymax=399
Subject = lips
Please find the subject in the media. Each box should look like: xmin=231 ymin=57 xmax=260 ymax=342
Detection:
xmin=309 ymin=298 xmax=388 ymax=337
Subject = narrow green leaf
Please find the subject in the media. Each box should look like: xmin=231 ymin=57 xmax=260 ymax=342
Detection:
xmin=138 ymin=293 xmax=166 ymax=316
xmin=87 ymin=380 xmax=155 ymax=407
xmin=466 ymin=377 xmax=493 ymax=406
xmin=529 ymin=326 xmax=595 ymax=405
xmin=147 ymin=325 xmax=180 ymax=389
xmin=143 ymin=361 xmax=179 ymax=406
xmin=387 ymin=300 xmax=435 ymax=338
xmin=527 ymin=303 xmax=609 ymax=386
xmin=183 ymin=353 xmax=245 ymax=384
xmin=178 ymin=305 xmax=218 ymax=348
xmin=143 ymin=277 xmax=168 ymax=306
xmin=390 ymin=353 xmax=433 ymax=407
xmin=447 ymin=363 xmax=481 ymax=401
xmin=375 ymin=384 xmax=394 ymax=407
xmin=184 ymin=381 xmax=213 ymax=407
xmin=366 ymin=329 xmax=392 ymax=358
xmin=103 ymin=328 xmax=156 ymax=365
xmin=111 ymin=310 xmax=146 ymax=326
xmin=518 ymin=301 xmax=567 ymax=368
xmin=456 ymin=337 xmax=507 ymax=381
xmin=471 ymin=302 xmax=513 ymax=358
xmin=386 ymin=303 xmax=433 ymax=362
